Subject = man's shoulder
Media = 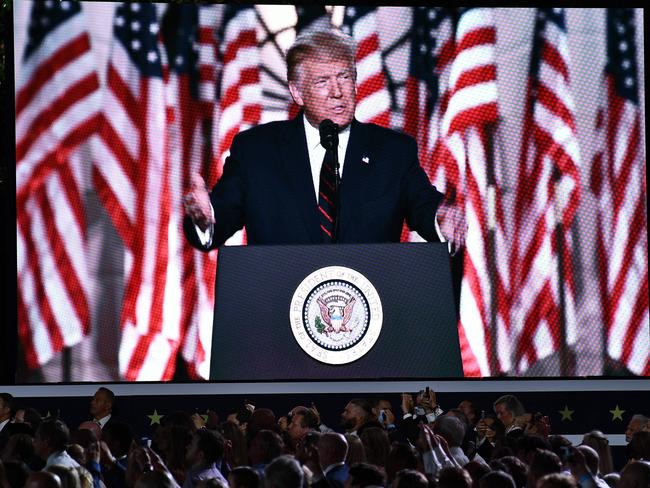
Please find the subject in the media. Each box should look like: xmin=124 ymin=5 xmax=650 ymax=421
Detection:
xmin=234 ymin=118 xmax=296 ymax=144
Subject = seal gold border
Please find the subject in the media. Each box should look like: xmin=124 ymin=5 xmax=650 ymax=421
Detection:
xmin=289 ymin=266 xmax=383 ymax=365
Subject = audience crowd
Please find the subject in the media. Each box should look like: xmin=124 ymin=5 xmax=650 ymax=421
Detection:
xmin=0 ymin=389 xmax=649 ymax=488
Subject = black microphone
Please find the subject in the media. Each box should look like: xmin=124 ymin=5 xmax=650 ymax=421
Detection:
xmin=319 ymin=119 xmax=339 ymax=151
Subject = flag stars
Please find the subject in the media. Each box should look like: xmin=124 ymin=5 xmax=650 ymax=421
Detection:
xmin=622 ymin=59 xmax=631 ymax=69
xmin=175 ymin=55 xmax=184 ymax=66
xmin=130 ymin=3 xmax=140 ymax=12
xmin=131 ymin=20 xmax=141 ymax=32
xmin=115 ymin=16 xmax=125 ymax=27
xmin=619 ymin=41 xmax=628 ymax=52
xmin=149 ymin=23 xmax=159 ymax=35
xmin=625 ymin=77 xmax=634 ymax=87
xmin=131 ymin=39 xmax=141 ymax=51
xmin=428 ymin=9 xmax=437 ymax=20
xmin=61 ymin=1 xmax=70 ymax=10
xmin=148 ymin=51 xmax=158 ymax=63
xmin=348 ymin=7 xmax=356 ymax=17
xmin=617 ymin=22 xmax=626 ymax=34
xmin=44 ymin=0 xmax=53 ymax=8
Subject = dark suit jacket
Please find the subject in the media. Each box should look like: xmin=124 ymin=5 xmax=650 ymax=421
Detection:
xmin=184 ymin=115 xmax=443 ymax=249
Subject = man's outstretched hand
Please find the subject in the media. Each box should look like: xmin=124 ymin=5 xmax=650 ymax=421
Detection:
xmin=183 ymin=172 xmax=214 ymax=232
xmin=437 ymin=200 xmax=467 ymax=256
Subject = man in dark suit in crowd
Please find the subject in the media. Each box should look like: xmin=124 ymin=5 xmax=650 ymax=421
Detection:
xmin=183 ymin=28 xmax=465 ymax=251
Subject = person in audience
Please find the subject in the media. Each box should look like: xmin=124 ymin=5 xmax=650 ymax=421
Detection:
xmin=314 ymin=433 xmax=349 ymax=488
xmin=341 ymin=400 xmax=380 ymax=437
xmin=222 ymin=420 xmax=249 ymax=468
xmin=45 ymin=464 xmax=81 ymax=488
xmin=434 ymin=416 xmax=470 ymax=466
xmin=602 ymin=473 xmax=619 ymax=488
xmin=495 ymin=456 xmax=528 ymax=488
xmin=536 ymin=472 xmax=577 ymax=488
xmin=526 ymin=450 xmax=561 ymax=488
xmin=393 ymin=468 xmax=428 ymax=488
xmin=89 ymin=388 xmax=115 ymax=430
xmin=228 ymin=466 xmax=260 ymax=488
xmin=25 ymin=471 xmax=62 ymax=488
xmin=618 ymin=460 xmax=650 ymax=488
xmin=627 ymin=432 xmax=650 ymax=462
xmin=3 ymin=459 xmax=31 ymax=488
xmin=581 ymin=431 xmax=614 ymax=476
xmin=0 ymin=394 xmax=15 ymax=435
xmin=285 ymin=407 xmax=319 ymax=452
xmin=386 ymin=443 xmax=418 ymax=484
xmin=493 ymin=396 xmax=526 ymax=437
xmin=346 ymin=463 xmax=386 ymax=488
xmin=184 ymin=429 xmax=227 ymax=488
xmin=476 ymin=415 xmax=507 ymax=462
xmin=34 ymin=419 xmax=80 ymax=470
xmin=479 ymin=470 xmax=516 ymax=488
xmin=576 ymin=445 xmax=609 ymax=488
xmin=625 ymin=416 xmax=650 ymax=444
xmin=437 ymin=466 xmax=473 ymax=488
xmin=465 ymin=461 xmax=491 ymax=488
xmin=360 ymin=428 xmax=391 ymax=469
xmin=264 ymin=455 xmax=303 ymax=488
xmin=13 ymin=407 xmax=43 ymax=433
xmin=248 ymin=430 xmax=285 ymax=480
xmin=345 ymin=434 xmax=366 ymax=466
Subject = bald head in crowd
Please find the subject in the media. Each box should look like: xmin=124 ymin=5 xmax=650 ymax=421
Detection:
xmin=626 ymin=415 xmax=650 ymax=443
xmin=25 ymin=472 xmax=61 ymax=488
xmin=317 ymin=433 xmax=348 ymax=468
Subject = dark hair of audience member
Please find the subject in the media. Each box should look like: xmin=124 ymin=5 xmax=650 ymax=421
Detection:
xmin=37 ymin=419 xmax=70 ymax=451
xmin=528 ymin=450 xmax=562 ymax=488
xmin=495 ymin=456 xmax=528 ymax=488
xmin=70 ymin=428 xmax=97 ymax=450
xmin=162 ymin=425 xmax=193 ymax=483
xmin=479 ymin=470 xmax=516 ymax=488
xmin=602 ymin=473 xmax=619 ymax=488
xmin=386 ymin=442 xmax=418 ymax=483
xmin=360 ymin=427 xmax=391 ymax=468
xmin=160 ymin=411 xmax=194 ymax=430
xmin=249 ymin=429 xmax=284 ymax=465
xmin=576 ymin=445 xmax=600 ymax=477
xmin=434 ymin=416 xmax=466 ymax=448
xmin=536 ymin=473 xmax=577 ymax=488
xmin=102 ymin=420 xmax=134 ymax=458
xmin=247 ymin=409 xmax=279 ymax=443
xmin=195 ymin=429 xmax=226 ymax=464
xmin=465 ymin=460 xmax=491 ymax=488
xmin=517 ymin=437 xmax=552 ymax=465
xmin=229 ymin=466 xmax=261 ymax=488
xmin=19 ymin=407 xmax=44 ymax=431
xmin=2 ymin=432 xmax=34 ymax=463
xmin=437 ymin=466 xmax=472 ymax=488
xmin=3 ymin=459 xmax=31 ymax=488
xmin=581 ymin=431 xmax=614 ymax=475
xmin=65 ymin=444 xmax=85 ymax=466
xmin=492 ymin=446 xmax=515 ymax=460
xmin=345 ymin=434 xmax=367 ymax=466
xmin=264 ymin=455 xmax=303 ymax=488
xmin=619 ymin=461 xmax=650 ymax=488
xmin=291 ymin=407 xmax=320 ymax=430
xmin=627 ymin=431 xmax=650 ymax=461
xmin=546 ymin=436 xmax=572 ymax=463
xmin=348 ymin=462 xmax=386 ymax=488
xmin=393 ymin=469 xmax=428 ymax=488
xmin=222 ymin=420 xmax=249 ymax=468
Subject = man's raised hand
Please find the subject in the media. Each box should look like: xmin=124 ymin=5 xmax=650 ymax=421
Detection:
xmin=183 ymin=172 xmax=214 ymax=232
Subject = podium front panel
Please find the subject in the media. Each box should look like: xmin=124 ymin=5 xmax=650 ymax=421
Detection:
xmin=210 ymin=242 xmax=463 ymax=381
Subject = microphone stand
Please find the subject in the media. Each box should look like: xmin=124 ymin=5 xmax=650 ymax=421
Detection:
xmin=331 ymin=147 xmax=340 ymax=243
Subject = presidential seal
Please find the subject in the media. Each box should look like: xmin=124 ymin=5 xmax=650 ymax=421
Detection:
xmin=289 ymin=266 xmax=383 ymax=365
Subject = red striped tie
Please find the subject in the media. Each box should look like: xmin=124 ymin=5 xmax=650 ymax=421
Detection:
xmin=318 ymin=150 xmax=337 ymax=242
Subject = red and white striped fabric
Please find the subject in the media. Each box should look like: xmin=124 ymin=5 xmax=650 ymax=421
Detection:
xmin=91 ymin=2 xmax=179 ymax=381
xmin=402 ymin=8 xmax=460 ymax=242
xmin=591 ymin=9 xmax=648 ymax=375
xmin=443 ymin=8 xmax=511 ymax=376
xmin=16 ymin=1 xmax=100 ymax=369
xmin=159 ymin=4 xmax=223 ymax=380
xmin=342 ymin=6 xmax=390 ymax=127
xmin=512 ymin=8 xmax=581 ymax=373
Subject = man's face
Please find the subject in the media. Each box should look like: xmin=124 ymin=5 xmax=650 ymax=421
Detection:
xmin=289 ymin=56 xmax=357 ymax=130
xmin=458 ymin=401 xmax=476 ymax=422
xmin=494 ymin=403 xmax=514 ymax=428
xmin=0 ymin=399 xmax=10 ymax=422
xmin=288 ymin=413 xmax=308 ymax=442
xmin=626 ymin=418 xmax=644 ymax=443
xmin=90 ymin=390 xmax=111 ymax=419
xmin=340 ymin=402 xmax=362 ymax=431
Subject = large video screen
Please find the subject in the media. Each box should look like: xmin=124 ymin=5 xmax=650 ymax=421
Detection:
xmin=13 ymin=3 xmax=648 ymax=382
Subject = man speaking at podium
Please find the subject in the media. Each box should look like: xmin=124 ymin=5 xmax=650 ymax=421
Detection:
xmin=183 ymin=29 xmax=465 ymax=252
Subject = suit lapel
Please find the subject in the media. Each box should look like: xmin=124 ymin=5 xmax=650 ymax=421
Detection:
xmin=278 ymin=115 xmax=322 ymax=244
xmin=339 ymin=119 xmax=372 ymax=239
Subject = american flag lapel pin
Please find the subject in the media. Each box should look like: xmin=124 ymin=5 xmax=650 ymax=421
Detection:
xmin=361 ymin=156 xmax=370 ymax=164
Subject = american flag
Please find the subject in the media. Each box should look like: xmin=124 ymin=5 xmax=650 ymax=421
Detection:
xmin=91 ymin=3 xmax=179 ymax=380
xmin=402 ymin=7 xmax=460 ymax=241
xmin=590 ymin=9 xmax=648 ymax=375
xmin=512 ymin=8 xmax=582 ymax=373
xmin=160 ymin=4 xmax=222 ymax=380
xmin=341 ymin=6 xmax=391 ymax=127
xmin=442 ymin=8 xmax=510 ymax=376
xmin=16 ymin=0 xmax=100 ymax=369
xmin=213 ymin=5 xmax=262 ymax=186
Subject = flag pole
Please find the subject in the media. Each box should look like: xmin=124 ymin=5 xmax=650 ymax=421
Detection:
xmin=551 ymin=165 xmax=574 ymax=376
xmin=484 ymin=121 xmax=500 ymax=376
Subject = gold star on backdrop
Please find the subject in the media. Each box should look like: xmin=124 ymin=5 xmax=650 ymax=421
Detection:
xmin=559 ymin=405 xmax=574 ymax=421
xmin=609 ymin=405 xmax=625 ymax=421
xmin=147 ymin=410 xmax=163 ymax=425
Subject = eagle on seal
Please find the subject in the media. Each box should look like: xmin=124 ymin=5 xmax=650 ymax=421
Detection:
xmin=317 ymin=297 xmax=356 ymax=334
